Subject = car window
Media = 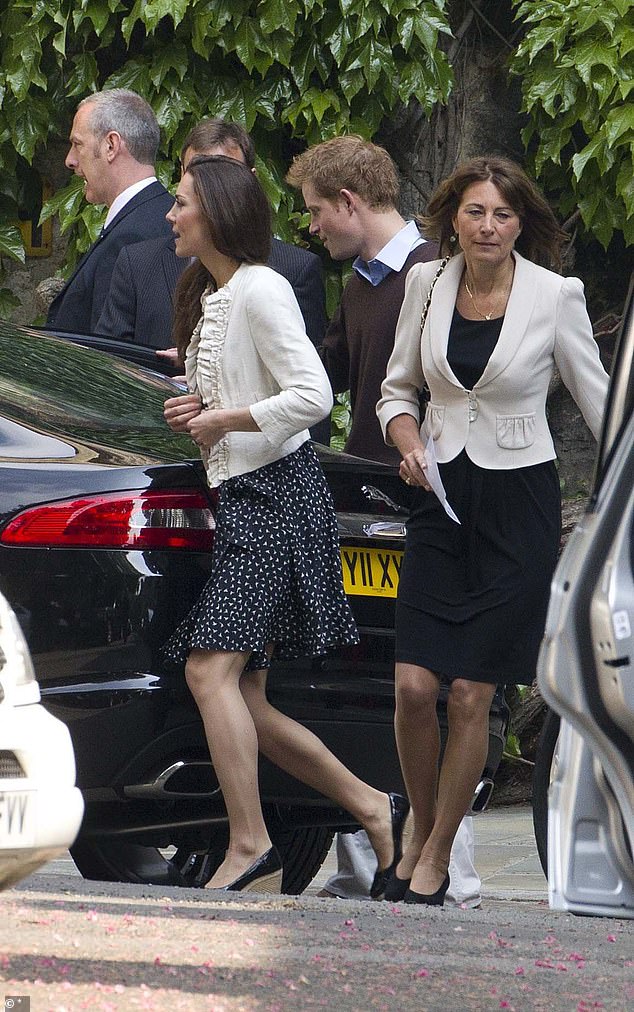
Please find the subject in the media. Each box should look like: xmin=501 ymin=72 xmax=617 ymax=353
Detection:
xmin=0 ymin=323 xmax=193 ymax=464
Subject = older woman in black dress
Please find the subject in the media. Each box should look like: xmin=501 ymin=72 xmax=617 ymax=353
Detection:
xmin=377 ymin=156 xmax=609 ymax=905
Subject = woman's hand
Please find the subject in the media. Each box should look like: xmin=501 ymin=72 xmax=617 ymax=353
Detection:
xmin=399 ymin=448 xmax=431 ymax=491
xmin=156 ymin=347 xmax=185 ymax=383
xmin=187 ymin=409 xmax=230 ymax=450
xmin=164 ymin=393 xmax=202 ymax=433
xmin=387 ymin=413 xmax=432 ymax=491
xmin=156 ymin=346 xmax=180 ymax=365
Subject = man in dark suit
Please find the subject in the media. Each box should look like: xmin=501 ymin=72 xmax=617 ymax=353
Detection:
xmin=47 ymin=89 xmax=173 ymax=334
xmin=96 ymin=233 xmax=325 ymax=353
xmin=97 ymin=119 xmax=327 ymax=354
xmin=97 ymin=117 xmax=330 ymax=442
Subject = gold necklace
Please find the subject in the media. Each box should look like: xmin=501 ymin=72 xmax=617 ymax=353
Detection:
xmin=464 ymin=278 xmax=492 ymax=319
xmin=464 ymin=272 xmax=512 ymax=321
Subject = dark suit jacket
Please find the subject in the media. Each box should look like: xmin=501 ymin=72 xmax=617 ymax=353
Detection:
xmin=47 ymin=181 xmax=174 ymax=334
xmin=96 ymin=233 xmax=330 ymax=443
xmin=96 ymin=235 xmax=327 ymax=350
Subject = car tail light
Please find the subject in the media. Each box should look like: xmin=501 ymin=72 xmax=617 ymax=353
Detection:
xmin=0 ymin=490 xmax=216 ymax=550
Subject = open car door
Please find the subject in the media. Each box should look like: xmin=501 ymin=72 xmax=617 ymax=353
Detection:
xmin=538 ymin=276 xmax=634 ymax=918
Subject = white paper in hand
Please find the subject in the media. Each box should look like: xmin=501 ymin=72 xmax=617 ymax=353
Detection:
xmin=424 ymin=435 xmax=461 ymax=524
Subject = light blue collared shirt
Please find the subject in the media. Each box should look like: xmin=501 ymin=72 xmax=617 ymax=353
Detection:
xmin=353 ymin=220 xmax=427 ymax=287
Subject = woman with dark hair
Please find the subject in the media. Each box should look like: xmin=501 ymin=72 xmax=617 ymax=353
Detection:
xmin=376 ymin=155 xmax=609 ymax=905
xmin=162 ymin=156 xmax=408 ymax=893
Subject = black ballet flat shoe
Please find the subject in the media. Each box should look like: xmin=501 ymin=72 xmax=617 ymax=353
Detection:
xmin=370 ymin=792 xmax=410 ymax=899
xmin=383 ymin=871 xmax=411 ymax=902
xmin=404 ymin=872 xmax=450 ymax=907
xmin=210 ymin=846 xmax=283 ymax=894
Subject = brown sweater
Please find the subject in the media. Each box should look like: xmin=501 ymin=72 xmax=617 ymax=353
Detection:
xmin=321 ymin=242 xmax=439 ymax=464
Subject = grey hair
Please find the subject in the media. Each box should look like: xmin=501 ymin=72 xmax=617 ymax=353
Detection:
xmin=79 ymin=89 xmax=160 ymax=165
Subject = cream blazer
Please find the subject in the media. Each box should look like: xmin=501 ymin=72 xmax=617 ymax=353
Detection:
xmin=185 ymin=263 xmax=332 ymax=485
xmin=377 ymin=251 xmax=609 ymax=468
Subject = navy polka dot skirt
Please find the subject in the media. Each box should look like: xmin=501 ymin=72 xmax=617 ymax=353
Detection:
xmin=162 ymin=441 xmax=359 ymax=671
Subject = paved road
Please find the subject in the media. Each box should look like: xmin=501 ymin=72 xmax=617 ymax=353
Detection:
xmin=2 ymin=807 xmax=632 ymax=1011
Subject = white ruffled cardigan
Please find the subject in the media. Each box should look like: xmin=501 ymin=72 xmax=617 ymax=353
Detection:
xmin=185 ymin=263 xmax=333 ymax=486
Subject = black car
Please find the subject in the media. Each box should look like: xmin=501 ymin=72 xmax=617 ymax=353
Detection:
xmin=0 ymin=322 xmax=509 ymax=893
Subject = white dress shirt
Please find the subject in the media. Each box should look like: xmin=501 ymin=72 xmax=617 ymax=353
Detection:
xmin=103 ymin=176 xmax=158 ymax=230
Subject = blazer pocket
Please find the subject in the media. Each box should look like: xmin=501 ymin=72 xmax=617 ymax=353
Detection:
xmin=496 ymin=412 xmax=536 ymax=449
xmin=423 ymin=402 xmax=446 ymax=441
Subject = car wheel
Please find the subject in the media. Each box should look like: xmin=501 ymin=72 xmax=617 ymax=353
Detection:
xmin=70 ymin=839 xmax=189 ymax=886
xmin=71 ymin=825 xmax=334 ymax=895
xmin=532 ymin=707 xmax=560 ymax=877
xmin=273 ymin=824 xmax=335 ymax=895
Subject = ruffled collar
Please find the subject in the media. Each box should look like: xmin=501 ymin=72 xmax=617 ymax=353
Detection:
xmin=184 ymin=282 xmax=233 ymax=397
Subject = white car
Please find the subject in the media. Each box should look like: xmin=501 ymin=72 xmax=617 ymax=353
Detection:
xmin=0 ymin=591 xmax=83 ymax=889
xmin=538 ymin=278 xmax=634 ymax=919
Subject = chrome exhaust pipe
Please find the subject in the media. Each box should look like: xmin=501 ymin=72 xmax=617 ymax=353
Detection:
xmin=124 ymin=761 xmax=221 ymax=799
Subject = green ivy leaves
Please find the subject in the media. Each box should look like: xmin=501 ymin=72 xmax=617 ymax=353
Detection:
xmin=0 ymin=0 xmax=631 ymax=325
xmin=0 ymin=0 xmax=454 ymax=296
xmin=512 ymin=0 xmax=634 ymax=247
xmin=0 ymin=224 xmax=26 ymax=264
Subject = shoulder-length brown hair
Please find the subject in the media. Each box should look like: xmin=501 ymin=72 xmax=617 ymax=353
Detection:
xmin=172 ymin=155 xmax=272 ymax=359
xmin=420 ymin=156 xmax=568 ymax=270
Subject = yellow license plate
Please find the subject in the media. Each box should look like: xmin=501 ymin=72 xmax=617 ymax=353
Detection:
xmin=340 ymin=546 xmax=403 ymax=598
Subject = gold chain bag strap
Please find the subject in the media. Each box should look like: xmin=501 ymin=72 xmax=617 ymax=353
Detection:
xmin=418 ymin=255 xmax=450 ymax=412
xmin=419 ymin=255 xmax=450 ymax=339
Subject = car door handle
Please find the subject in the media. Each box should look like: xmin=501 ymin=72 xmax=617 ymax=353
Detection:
xmin=362 ymin=522 xmax=407 ymax=538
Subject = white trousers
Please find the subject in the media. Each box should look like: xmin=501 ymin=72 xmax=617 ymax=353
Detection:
xmin=322 ymin=815 xmax=481 ymax=907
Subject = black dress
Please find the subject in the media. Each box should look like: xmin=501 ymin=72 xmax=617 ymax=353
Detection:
xmin=395 ymin=309 xmax=561 ymax=685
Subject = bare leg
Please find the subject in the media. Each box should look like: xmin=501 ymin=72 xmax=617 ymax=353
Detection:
xmin=392 ymin=663 xmax=442 ymax=880
xmin=241 ymin=668 xmax=397 ymax=871
xmin=410 ymin=678 xmax=496 ymax=895
xmin=185 ymin=647 xmax=272 ymax=888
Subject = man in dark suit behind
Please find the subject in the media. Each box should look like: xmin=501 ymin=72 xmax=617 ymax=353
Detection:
xmin=47 ymin=89 xmax=173 ymax=334
xmin=96 ymin=235 xmax=325 ymax=352
xmin=96 ymin=117 xmax=330 ymax=442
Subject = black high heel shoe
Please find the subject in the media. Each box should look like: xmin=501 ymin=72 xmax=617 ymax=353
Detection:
xmin=404 ymin=872 xmax=450 ymax=907
xmin=209 ymin=846 xmax=283 ymax=893
xmin=383 ymin=870 xmax=411 ymax=902
xmin=370 ymin=793 xmax=410 ymax=899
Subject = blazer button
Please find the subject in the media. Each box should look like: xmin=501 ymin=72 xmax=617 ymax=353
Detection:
xmin=467 ymin=390 xmax=478 ymax=423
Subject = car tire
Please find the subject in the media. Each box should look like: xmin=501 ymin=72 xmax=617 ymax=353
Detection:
xmin=70 ymin=824 xmax=334 ymax=895
xmin=532 ymin=707 xmax=560 ymax=878
xmin=272 ymin=824 xmax=335 ymax=895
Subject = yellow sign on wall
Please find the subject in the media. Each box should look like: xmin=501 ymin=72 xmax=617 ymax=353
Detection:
xmin=16 ymin=180 xmax=53 ymax=257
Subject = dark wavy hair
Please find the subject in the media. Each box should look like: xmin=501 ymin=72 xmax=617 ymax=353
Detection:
xmin=420 ymin=155 xmax=568 ymax=270
xmin=172 ymin=155 xmax=272 ymax=360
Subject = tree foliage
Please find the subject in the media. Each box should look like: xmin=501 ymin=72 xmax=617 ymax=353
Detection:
xmin=0 ymin=0 xmax=452 ymax=292
xmin=0 ymin=0 xmax=631 ymax=318
xmin=510 ymin=0 xmax=634 ymax=248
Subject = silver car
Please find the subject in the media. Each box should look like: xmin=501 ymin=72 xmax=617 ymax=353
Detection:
xmin=538 ymin=276 xmax=634 ymax=919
